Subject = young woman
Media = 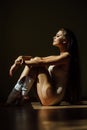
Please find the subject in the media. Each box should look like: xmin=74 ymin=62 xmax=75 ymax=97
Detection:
xmin=6 ymin=28 xmax=80 ymax=105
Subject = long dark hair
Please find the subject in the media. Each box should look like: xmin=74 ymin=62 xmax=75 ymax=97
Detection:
xmin=61 ymin=28 xmax=81 ymax=104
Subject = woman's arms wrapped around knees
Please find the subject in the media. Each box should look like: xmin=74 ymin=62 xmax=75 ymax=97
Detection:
xmin=9 ymin=53 xmax=70 ymax=76
xmin=9 ymin=55 xmax=33 ymax=76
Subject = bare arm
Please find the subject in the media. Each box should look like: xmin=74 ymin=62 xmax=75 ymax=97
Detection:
xmin=24 ymin=52 xmax=70 ymax=66
xmin=9 ymin=55 xmax=33 ymax=76
xmin=14 ymin=56 xmax=33 ymax=64
xmin=9 ymin=53 xmax=70 ymax=76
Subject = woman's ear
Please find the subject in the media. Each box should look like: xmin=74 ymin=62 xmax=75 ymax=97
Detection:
xmin=62 ymin=39 xmax=67 ymax=44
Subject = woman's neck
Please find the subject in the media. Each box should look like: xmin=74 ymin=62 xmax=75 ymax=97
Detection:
xmin=59 ymin=47 xmax=68 ymax=54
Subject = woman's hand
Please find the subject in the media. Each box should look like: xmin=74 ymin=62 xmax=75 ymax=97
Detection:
xmin=9 ymin=56 xmax=24 ymax=77
xmin=9 ymin=56 xmax=41 ymax=76
xmin=15 ymin=56 xmax=24 ymax=65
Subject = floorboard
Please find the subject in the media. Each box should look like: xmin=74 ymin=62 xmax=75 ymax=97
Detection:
xmin=0 ymin=102 xmax=87 ymax=130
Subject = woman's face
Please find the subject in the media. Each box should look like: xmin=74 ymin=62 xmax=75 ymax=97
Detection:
xmin=53 ymin=30 xmax=67 ymax=47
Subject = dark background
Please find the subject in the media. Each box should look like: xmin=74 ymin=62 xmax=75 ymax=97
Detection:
xmin=0 ymin=0 xmax=87 ymax=102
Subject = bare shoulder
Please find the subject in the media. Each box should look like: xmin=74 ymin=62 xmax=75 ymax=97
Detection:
xmin=57 ymin=52 xmax=71 ymax=65
xmin=61 ymin=52 xmax=70 ymax=56
xmin=60 ymin=52 xmax=70 ymax=59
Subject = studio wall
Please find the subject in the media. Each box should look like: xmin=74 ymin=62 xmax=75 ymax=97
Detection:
xmin=0 ymin=0 xmax=87 ymax=101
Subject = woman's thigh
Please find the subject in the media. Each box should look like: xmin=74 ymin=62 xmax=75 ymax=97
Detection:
xmin=36 ymin=67 xmax=66 ymax=105
xmin=36 ymin=67 xmax=55 ymax=105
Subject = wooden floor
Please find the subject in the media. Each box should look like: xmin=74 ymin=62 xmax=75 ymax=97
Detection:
xmin=0 ymin=102 xmax=87 ymax=130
